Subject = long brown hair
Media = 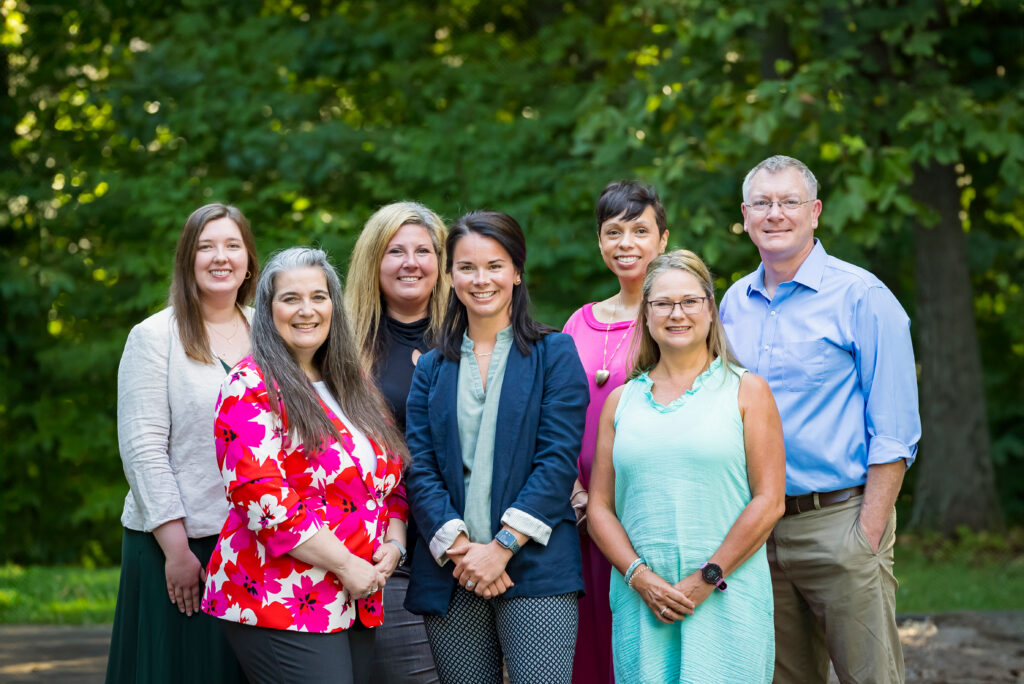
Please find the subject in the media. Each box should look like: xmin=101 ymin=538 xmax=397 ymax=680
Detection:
xmin=437 ymin=211 xmax=554 ymax=361
xmin=628 ymin=250 xmax=736 ymax=380
xmin=169 ymin=203 xmax=259 ymax=363
xmin=344 ymin=202 xmax=448 ymax=373
xmin=252 ymin=247 xmax=409 ymax=463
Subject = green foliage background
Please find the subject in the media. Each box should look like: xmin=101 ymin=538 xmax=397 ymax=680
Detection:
xmin=1 ymin=0 xmax=1021 ymax=563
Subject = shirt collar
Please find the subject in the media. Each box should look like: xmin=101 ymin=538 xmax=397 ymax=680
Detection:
xmin=460 ymin=325 xmax=514 ymax=352
xmin=746 ymin=238 xmax=827 ymax=297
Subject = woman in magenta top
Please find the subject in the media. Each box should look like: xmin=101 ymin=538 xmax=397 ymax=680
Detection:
xmin=561 ymin=181 xmax=668 ymax=684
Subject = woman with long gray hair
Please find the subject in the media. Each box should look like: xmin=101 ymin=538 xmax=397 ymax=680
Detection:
xmin=201 ymin=247 xmax=410 ymax=684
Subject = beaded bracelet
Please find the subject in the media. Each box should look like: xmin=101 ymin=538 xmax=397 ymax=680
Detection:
xmin=624 ymin=557 xmax=645 ymax=587
xmin=622 ymin=565 xmax=647 ymax=589
xmin=627 ymin=564 xmax=648 ymax=589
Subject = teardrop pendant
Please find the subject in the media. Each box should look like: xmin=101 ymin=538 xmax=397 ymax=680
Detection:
xmin=594 ymin=369 xmax=611 ymax=387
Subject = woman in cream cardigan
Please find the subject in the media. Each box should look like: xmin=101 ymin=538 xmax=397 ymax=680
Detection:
xmin=105 ymin=203 xmax=258 ymax=684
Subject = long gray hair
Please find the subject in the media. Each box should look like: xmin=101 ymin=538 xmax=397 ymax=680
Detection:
xmin=251 ymin=247 xmax=409 ymax=463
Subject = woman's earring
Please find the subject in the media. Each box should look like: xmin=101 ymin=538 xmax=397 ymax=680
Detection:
xmin=245 ymin=270 xmax=252 ymax=279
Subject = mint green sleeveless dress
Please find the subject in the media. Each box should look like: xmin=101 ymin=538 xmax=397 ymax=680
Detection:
xmin=608 ymin=358 xmax=773 ymax=684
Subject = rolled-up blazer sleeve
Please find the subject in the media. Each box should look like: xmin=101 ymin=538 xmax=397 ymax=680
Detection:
xmin=507 ymin=334 xmax=588 ymax=529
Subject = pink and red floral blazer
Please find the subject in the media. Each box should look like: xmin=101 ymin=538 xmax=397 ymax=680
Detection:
xmin=202 ymin=357 xmax=407 ymax=632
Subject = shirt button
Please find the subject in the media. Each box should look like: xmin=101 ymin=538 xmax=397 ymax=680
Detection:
xmin=770 ymin=310 xmax=777 ymax=316
xmin=763 ymin=345 xmax=769 ymax=351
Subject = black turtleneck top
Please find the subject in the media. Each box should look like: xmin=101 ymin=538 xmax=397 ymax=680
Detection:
xmin=374 ymin=315 xmax=431 ymax=574
xmin=374 ymin=316 xmax=431 ymax=435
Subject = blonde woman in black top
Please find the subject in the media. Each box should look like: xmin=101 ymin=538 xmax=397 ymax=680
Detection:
xmin=345 ymin=201 xmax=448 ymax=683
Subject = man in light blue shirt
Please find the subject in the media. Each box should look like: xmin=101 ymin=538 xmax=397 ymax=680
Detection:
xmin=720 ymin=155 xmax=920 ymax=684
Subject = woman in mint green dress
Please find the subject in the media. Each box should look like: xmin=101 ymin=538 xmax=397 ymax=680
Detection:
xmin=587 ymin=250 xmax=786 ymax=684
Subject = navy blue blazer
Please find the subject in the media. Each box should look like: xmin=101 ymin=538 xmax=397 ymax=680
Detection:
xmin=403 ymin=332 xmax=589 ymax=616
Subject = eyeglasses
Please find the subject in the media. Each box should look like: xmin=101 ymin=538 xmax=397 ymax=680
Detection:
xmin=744 ymin=199 xmax=813 ymax=213
xmin=648 ymin=297 xmax=707 ymax=316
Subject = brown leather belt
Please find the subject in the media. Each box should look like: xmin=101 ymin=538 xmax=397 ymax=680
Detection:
xmin=784 ymin=485 xmax=864 ymax=516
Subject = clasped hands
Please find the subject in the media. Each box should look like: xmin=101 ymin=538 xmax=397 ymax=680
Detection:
xmin=448 ymin=537 xmax=515 ymax=600
xmin=632 ymin=567 xmax=713 ymax=625
xmin=335 ymin=542 xmax=401 ymax=599
xmin=371 ymin=541 xmax=403 ymax=578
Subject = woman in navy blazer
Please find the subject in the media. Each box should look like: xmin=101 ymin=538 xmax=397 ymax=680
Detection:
xmin=404 ymin=211 xmax=588 ymax=684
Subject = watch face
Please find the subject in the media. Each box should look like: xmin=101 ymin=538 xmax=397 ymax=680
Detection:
xmin=496 ymin=529 xmax=519 ymax=552
xmin=702 ymin=563 xmax=723 ymax=585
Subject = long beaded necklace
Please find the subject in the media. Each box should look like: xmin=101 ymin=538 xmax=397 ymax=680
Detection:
xmin=595 ymin=296 xmax=634 ymax=387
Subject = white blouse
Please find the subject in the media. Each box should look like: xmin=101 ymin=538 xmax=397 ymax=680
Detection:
xmin=312 ymin=381 xmax=377 ymax=475
xmin=116 ymin=306 xmax=251 ymax=537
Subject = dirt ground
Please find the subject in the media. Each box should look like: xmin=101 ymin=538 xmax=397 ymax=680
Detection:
xmin=0 ymin=624 xmax=110 ymax=684
xmin=895 ymin=612 xmax=1024 ymax=683
xmin=1 ymin=612 xmax=1021 ymax=683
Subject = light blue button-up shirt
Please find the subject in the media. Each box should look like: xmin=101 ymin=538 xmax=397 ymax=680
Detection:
xmin=720 ymin=240 xmax=921 ymax=496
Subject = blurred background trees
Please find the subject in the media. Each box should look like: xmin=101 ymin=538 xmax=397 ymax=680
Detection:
xmin=2 ymin=0 xmax=1021 ymax=563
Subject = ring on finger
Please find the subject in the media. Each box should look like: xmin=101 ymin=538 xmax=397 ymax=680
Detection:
xmin=466 ymin=580 xmax=476 ymax=590
xmin=660 ymin=606 xmax=668 ymax=616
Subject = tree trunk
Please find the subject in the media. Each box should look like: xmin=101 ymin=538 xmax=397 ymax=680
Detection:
xmin=909 ymin=162 xmax=1002 ymax=533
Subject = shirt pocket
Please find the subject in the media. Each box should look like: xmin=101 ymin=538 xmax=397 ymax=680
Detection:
xmin=773 ymin=340 xmax=826 ymax=392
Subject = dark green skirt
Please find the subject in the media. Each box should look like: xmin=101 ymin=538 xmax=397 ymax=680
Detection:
xmin=105 ymin=529 xmax=247 ymax=684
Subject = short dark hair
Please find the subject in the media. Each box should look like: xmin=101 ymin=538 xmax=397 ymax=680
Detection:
xmin=437 ymin=211 xmax=553 ymax=361
xmin=595 ymin=180 xmax=667 ymax=236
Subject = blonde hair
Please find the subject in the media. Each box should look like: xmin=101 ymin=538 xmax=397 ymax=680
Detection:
xmin=628 ymin=250 xmax=736 ymax=380
xmin=344 ymin=202 xmax=449 ymax=373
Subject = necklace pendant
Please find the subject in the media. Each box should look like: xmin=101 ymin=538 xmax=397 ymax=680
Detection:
xmin=594 ymin=368 xmax=611 ymax=387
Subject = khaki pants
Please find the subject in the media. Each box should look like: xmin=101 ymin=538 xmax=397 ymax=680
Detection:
xmin=768 ymin=495 xmax=903 ymax=684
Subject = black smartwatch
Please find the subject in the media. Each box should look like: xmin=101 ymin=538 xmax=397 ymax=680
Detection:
xmin=700 ymin=561 xmax=727 ymax=591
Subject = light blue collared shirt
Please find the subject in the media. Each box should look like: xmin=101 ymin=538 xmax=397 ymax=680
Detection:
xmin=720 ymin=240 xmax=921 ymax=496
xmin=458 ymin=327 xmax=515 ymax=544
xmin=426 ymin=327 xmax=557 ymax=565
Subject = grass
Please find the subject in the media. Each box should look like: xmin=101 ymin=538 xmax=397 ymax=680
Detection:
xmin=894 ymin=528 xmax=1024 ymax=614
xmin=1 ymin=529 xmax=1022 ymax=623
xmin=0 ymin=564 xmax=120 ymax=624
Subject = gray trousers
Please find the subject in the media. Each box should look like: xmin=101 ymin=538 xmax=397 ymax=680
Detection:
xmin=370 ymin=572 xmax=440 ymax=683
xmin=221 ymin=620 xmax=375 ymax=684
